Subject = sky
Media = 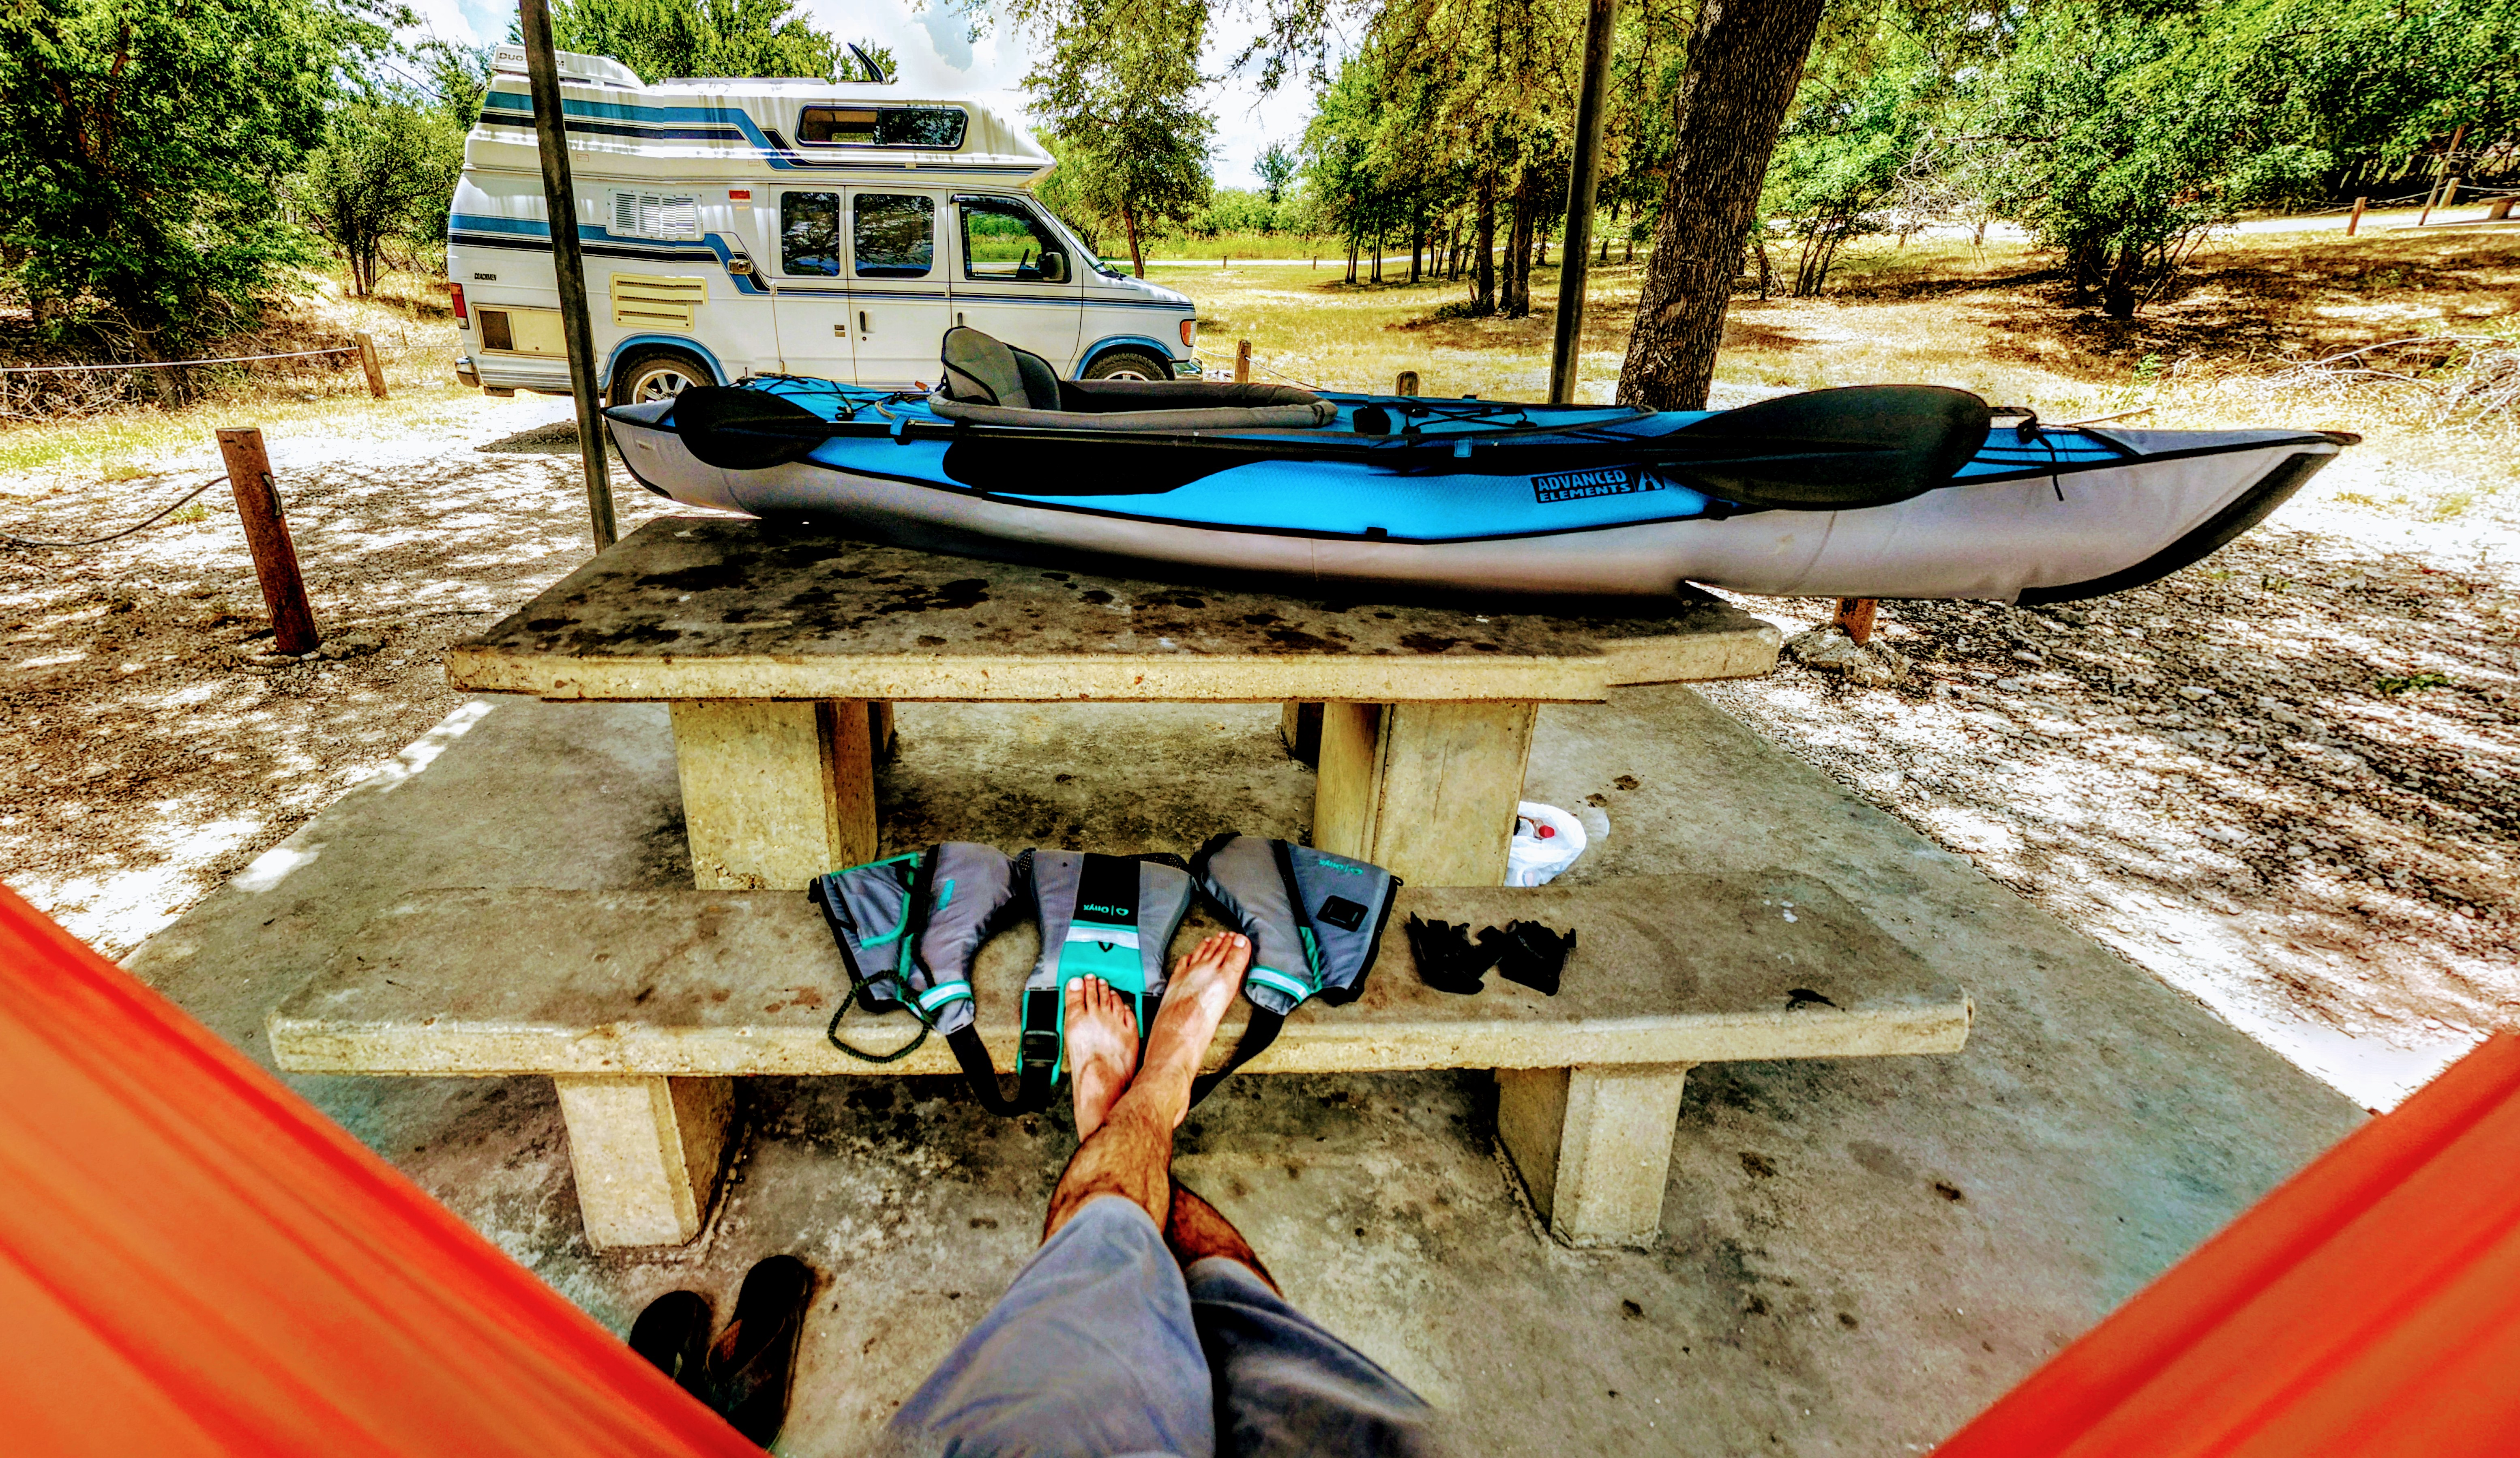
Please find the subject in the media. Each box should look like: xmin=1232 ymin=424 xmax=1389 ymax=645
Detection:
xmin=400 ymin=0 xmax=1324 ymax=190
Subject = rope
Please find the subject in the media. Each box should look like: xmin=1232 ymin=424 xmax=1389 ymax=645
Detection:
xmin=1192 ymin=344 xmax=1325 ymax=392
xmin=0 ymin=347 xmax=355 ymax=376
xmin=0 ymin=475 xmax=229 ymax=550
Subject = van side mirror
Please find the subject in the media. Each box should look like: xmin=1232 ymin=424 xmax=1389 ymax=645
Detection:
xmin=1038 ymin=251 xmax=1068 ymax=283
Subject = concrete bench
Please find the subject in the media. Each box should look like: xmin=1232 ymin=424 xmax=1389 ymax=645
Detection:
xmin=443 ymin=520 xmax=1780 ymax=890
xmin=270 ymin=872 xmax=1970 ymax=1252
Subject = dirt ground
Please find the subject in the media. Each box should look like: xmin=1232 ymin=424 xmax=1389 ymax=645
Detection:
xmin=4 ymin=224 xmax=2515 ymax=1108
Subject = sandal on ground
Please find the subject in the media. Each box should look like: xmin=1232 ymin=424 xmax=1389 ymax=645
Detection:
xmin=628 ymin=1289 xmax=713 ymax=1397
xmin=704 ymin=1254 xmax=815 ymax=1446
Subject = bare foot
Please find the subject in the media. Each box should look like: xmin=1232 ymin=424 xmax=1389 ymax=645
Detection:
xmin=1131 ymin=932 xmax=1250 ymax=1128
xmin=1064 ymin=976 xmax=1140 ymax=1138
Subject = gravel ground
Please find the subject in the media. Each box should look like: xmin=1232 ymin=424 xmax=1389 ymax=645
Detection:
xmin=0 ymin=393 xmax=686 ymax=956
xmin=4 ymin=401 xmax=2512 ymax=1108
xmin=1700 ymin=474 xmax=2519 ymax=1108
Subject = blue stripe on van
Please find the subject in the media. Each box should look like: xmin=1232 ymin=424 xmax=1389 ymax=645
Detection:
xmin=475 ymin=89 xmax=1039 ymax=174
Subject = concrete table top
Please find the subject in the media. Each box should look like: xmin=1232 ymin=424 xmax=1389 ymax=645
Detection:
xmin=443 ymin=518 xmax=1782 ymax=703
xmin=270 ymin=871 xmax=1971 ymax=1080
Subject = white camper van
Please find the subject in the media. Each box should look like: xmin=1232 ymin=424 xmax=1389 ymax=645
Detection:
xmin=447 ymin=47 xmax=1199 ymax=403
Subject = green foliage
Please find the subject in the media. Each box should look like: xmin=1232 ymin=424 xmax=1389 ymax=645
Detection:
xmin=412 ymin=37 xmax=495 ymax=133
xmin=0 ymin=0 xmax=382 ymax=354
xmin=545 ymin=0 xmax=871 ymax=84
xmin=1194 ymin=188 xmax=1283 ymax=236
xmin=1760 ymin=17 xmax=1943 ymax=295
xmin=298 ymin=98 xmax=464 ymax=295
xmin=1255 ymin=142 xmax=1297 ymax=204
xmin=1980 ymin=0 xmax=2331 ymax=316
xmin=1014 ymin=0 xmax=1214 ymax=277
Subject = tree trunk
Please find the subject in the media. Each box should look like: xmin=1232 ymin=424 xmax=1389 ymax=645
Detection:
xmin=1613 ymin=0 xmax=1830 ymax=409
xmin=1123 ymin=200 xmax=1145 ymax=278
xmin=1504 ymin=171 xmax=1536 ymax=318
xmin=1473 ymin=168 xmax=1497 ymax=315
xmin=1410 ymin=200 xmax=1424 ymax=283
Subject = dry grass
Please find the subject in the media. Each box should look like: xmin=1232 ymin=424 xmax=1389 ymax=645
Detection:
xmin=0 ymin=268 xmax=465 ymax=488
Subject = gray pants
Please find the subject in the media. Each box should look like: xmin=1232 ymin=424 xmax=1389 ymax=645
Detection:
xmin=888 ymin=1196 xmax=1436 ymax=1458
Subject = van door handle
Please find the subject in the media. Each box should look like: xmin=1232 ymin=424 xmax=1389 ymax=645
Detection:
xmin=858 ymin=310 xmax=868 ymax=335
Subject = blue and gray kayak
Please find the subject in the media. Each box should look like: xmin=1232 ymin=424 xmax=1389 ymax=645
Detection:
xmin=603 ymin=329 xmax=2351 ymax=604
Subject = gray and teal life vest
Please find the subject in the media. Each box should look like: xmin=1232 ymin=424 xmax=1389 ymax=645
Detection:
xmin=809 ymin=844 xmax=1194 ymax=1116
xmin=1185 ymin=833 xmax=1402 ymax=1105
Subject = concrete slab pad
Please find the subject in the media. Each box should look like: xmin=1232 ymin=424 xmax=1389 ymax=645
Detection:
xmin=127 ymin=687 xmax=2358 ymax=1455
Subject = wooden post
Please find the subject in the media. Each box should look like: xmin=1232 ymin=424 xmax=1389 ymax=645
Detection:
xmin=1395 ymin=369 xmax=1420 ymax=396
xmin=519 ymin=0 xmax=616 ymax=552
xmin=1546 ymin=0 xmax=1619 ymax=406
xmin=213 ymin=428 xmax=321 ymax=656
xmin=1234 ymin=339 xmax=1252 ymax=384
xmin=1832 ymin=596 xmax=1877 ymax=646
xmin=353 ymin=332 xmax=388 ymax=399
xmin=2346 ymin=196 xmax=2368 ymax=236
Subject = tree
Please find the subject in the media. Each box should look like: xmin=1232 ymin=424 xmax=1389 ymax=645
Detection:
xmin=1614 ymin=0 xmax=1830 ymax=410
xmin=1759 ymin=15 xmax=1941 ymax=296
xmin=0 ymin=0 xmax=378 ymax=367
xmin=298 ymin=98 xmax=463 ymax=295
xmin=1015 ymin=0 xmax=1215 ymax=277
xmin=1256 ymin=141 xmax=1297 ymax=203
xmin=545 ymin=0 xmax=879 ymax=84
xmin=1978 ymin=0 xmax=2328 ymax=317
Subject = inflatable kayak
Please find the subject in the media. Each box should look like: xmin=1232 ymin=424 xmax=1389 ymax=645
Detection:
xmin=603 ymin=327 xmax=2353 ymax=604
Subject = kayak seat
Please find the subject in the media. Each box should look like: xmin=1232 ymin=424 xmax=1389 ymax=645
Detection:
xmin=932 ymin=325 xmax=1337 ymax=432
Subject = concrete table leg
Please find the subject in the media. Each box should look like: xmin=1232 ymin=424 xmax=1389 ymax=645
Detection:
xmin=669 ymin=698 xmax=876 ymax=890
xmin=869 ymin=700 xmax=897 ymax=764
xmin=553 ymin=1074 xmax=734 ymax=1249
xmin=1312 ymin=701 xmax=1536 ymax=885
xmin=1495 ymin=1063 xmax=1694 ymax=1248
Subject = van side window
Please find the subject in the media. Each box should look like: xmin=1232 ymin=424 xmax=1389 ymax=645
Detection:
xmin=959 ymin=199 xmax=1068 ymax=283
xmin=798 ymin=106 xmax=967 ymax=150
xmin=781 ymin=192 xmax=841 ymax=275
xmin=853 ymin=194 xmax=933 ymax=279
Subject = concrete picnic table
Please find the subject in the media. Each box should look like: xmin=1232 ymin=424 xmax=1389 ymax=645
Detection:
xmin=445 ymin=518 xmax=1782 ymax=888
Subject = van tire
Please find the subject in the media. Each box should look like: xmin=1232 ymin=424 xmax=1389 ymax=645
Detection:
xmin=610 ymin=351 xmax=712 ymax=407
xmin=1081 ymin=349 xmax=1171 ymax=382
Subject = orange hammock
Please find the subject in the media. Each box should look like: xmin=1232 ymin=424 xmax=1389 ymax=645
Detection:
xmin=0 ymin=883 xmax=757 ymax=1457
xmin=1936 ymin=1030 xmax=2520 ymax=1457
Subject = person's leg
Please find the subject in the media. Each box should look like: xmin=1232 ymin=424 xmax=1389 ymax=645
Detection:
xmin=1165 ymin=1179 xmax=1278 ymax=1295
xmin=1041 ymin=934 xmax=1248 ymax=1242
xmin=1166 ymin=1182 xmax=1441 ymax=1457
xmin=885 ymin=938 xmax=1250 ymax=1458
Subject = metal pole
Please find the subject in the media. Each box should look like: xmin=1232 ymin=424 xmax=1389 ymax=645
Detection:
xmin=1547 ymin=0 xmax=1619 ymax=406
xmin=518 ymin=0 xmax=616 ymax=552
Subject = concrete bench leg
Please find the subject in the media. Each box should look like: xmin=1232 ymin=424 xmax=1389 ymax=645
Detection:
xmin=553 ymin=1074 xmax=734 ymax=1249
xmin=669 ymin=698 xmax=877 ymax=890
xmin=1495 ymin=1063 xmax=1693 ymax=1248
xmin=1312 ymin=700 xmax=1536 ymax=885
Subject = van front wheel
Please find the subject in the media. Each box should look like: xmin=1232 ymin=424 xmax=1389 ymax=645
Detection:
xmin=1081 ymin=349 xmax=1170 ymax=382
xmin=611 ymin=354 xmax=710 ymax=407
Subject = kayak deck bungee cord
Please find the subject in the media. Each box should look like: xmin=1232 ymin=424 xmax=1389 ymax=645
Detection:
xmin=605 ymin=326 xmax=2355 ymax=605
